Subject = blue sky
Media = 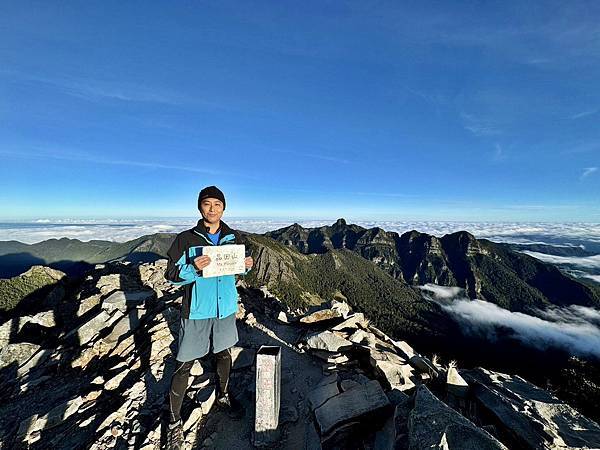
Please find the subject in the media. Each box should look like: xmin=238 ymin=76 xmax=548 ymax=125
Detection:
xmin=0 ymin=1 xmax=598 ymax=222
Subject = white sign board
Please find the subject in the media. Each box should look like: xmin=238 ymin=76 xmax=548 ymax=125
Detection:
xmin=198 ymin=244 xmax=246 ymax=277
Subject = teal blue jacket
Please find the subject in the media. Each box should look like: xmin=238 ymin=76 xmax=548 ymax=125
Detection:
xmin=165 ymin=219 xmax=250 ymax=319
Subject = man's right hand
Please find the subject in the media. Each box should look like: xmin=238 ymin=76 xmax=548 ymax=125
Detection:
xmin=193 ymin=255 xmax=212 ymax=271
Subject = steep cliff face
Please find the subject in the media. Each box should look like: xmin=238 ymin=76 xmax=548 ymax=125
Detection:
xmin=264 ymin=219 xmax=600 ymax=314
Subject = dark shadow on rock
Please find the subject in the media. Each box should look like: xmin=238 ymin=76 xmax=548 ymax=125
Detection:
xmin=0 ymin=271 xmax=82 ymax=448
xmin=0 ymin=252 xmax=95 ymax=278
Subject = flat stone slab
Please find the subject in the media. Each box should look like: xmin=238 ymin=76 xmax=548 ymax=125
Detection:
xmin=331 ymin=313 xmax=367 ymax=331
xmin=408 ymin=385 xmax=507 ymax=450
xmin=102 ymin=290 xmax=155 ymax=313
xmin=314 ymin=379 xmax=391 ymax=436
xmin=462 ymin=368 xmax=600 ymax=450
xmin=0 ymin=342 xmax=40 ymax=370
xmin=299 ymin=308 xmax=343 ymax=324
xmin=409 ymin=355 xmax=439 ymax=378
xmin=307 ymin=331 xmax=353 ymax=353
xmin=308 ymin=379 xmax=340 ymax=410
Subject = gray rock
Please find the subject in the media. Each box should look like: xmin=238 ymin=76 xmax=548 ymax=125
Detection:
xmin=340 ymin=379 xmax=361 ymax=392
xmin=408 ymin=385 xmax=507 ymax=450
xmin=330 ymin=301 xmax=352 ymax=319
xmin=102 ymin=290 xmax=154 ymax=313
xmin=409 ymin=355 xmax=439 ymax=378
xmin=390 ymin=339 xmax=415 ymax=359
xmin=104 ymin=309 xmax=147 ymax=344
xmin=0 ymin=342 xmax=40 ymax=370
xmin=374 ymin=413 xmax=396 ymax=450
xmin=308 ymin=379 xmax=340 ymax=410
xmin=17 ymin=396 xmax=84 ymax=444
xmin=348 ymin=329 xmax=375 ymax=345
xmin=447 ymin=367 xmax=469 ymax=398
xmin=77 ymin=294 xmax=101 ymax=317
xmin=18 ymin=310 xmax=56 ymax=331
xmin=440 ymin=423 xmax=509 ymax=450
xmin=462 ymin=367 xmax=600 ymax=450
xmin=65 ymin=309 xmax=122 ymax=346
xmin=196 ymin=385 xmax=216 ymax=415
xmin=331 ymin=313 xmax=367 ymax=331
xmin=15 ymin=348 xmax=52 ymax=377
xmin=370 ymin=349 xmax=415 ymax=390
xmin=304 ymin=420 xmax=322 ymax=450
xmin=306 ymin=331 xmax=353 ymax=352
xmin=314 ymin=379 xmax=391 ymax=437
xmin=183 ymin=406 xmax=203 ymax=432
xmin=317 ymin=373 xmax=339 ymax=387
xmin=310 ymin=350 xmax=350 ymax=364
xmin=0 ymin=318 xmax=14 ymax=347
xmin=299 ymin=308 xmax=343 ymax=324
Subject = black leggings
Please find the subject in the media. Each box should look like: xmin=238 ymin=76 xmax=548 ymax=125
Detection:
xmin=169 ymin=348 xmax=232 ymax=423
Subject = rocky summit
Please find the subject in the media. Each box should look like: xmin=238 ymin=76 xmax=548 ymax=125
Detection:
xmin=0 ymin=260 xmax=599 ymax=450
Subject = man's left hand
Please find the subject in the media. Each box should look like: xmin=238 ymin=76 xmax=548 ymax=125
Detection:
xmin=244 ymin=256 xmax=254 ymax=269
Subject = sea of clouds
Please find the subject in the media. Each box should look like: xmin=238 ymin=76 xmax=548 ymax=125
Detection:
xmin=418 ymin=283 xmax=600 ymax=359
xmin=3 ymin=218 xmax=600 ymax=245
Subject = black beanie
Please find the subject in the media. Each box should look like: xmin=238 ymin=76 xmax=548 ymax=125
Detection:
xmin=198 ymin=185 xmax=226 ymax=210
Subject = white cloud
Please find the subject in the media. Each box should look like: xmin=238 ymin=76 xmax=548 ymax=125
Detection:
xmin=521 ymin=251 xmax=600 ymax=270
xmin=417 ymin=283 xmax=464 ymax=300
xmin=570 ymin=109 xmax=599 ymax=120
xmin=442 ymin=298 xmax=600 ymax=358
xmin=3 ymin=219 xmax=600 ymax=247
xmin=581 ymin=167 xmax=598 ymax=180
xmin=418 ymin=282 xmax=600 ymax=358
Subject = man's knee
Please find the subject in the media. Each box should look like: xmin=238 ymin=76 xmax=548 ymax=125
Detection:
xmin=173 ymin=359 xmax=195 ymax=376
xmin=214 ymin=347 xmax=231 ymax=361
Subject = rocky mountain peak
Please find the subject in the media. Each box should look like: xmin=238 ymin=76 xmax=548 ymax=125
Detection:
xmin=333 ymin=218 xmax=347 ymax=227
xmin=1 ymin=260 xmax=598 ymax=449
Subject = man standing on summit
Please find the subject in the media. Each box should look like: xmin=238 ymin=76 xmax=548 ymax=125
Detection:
xmin=163 ymin=185 xmax=253 ymax=450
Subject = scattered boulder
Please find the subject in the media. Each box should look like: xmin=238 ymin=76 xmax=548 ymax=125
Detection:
xmin=0 ymin=342 xmax=40 ymax=370
xmin=17 ymin=396 xmax=84 ymax=445
xmin=370 ymin=349 xmax=416 ymax=391
xmin=101 ymin=289 xmax=155 ymax=313
xmin=306 ymin=331 xmax=353 ymax=353
xmin=447 ymin=366 xmax=469 ymax=398
xmin=18 ymin=311 xmax=56 ymax=331
xmin=308 ymin=379 xmax=340 ymax=410
xmin=276 ymin=311 xmax=289 ymax=323
xmin=299 ymin=308 xmax=343 ymax=324
xmin=314 ymin=380 xmax=392 ymax=438
xmin=462 ymin=367 xmax=600 ymax=450
xmin=330 ymin=313 xmax=368 ymax=331
xmin=298 ymin=301 xmax=352 ymax=324
xmin=408 ymin=385 xmax=508 ymax=450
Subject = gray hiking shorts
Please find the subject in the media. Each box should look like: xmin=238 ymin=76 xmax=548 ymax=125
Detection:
xmin=175 ymin=312 xmax=239 ymax=362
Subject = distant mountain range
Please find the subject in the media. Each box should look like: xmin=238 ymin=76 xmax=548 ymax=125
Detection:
xmin=2 ymin=218 xmax=598 ymax=315
xmin=264 ymin=218 xmax=600 ymax=311
xmin=0 ymin=234 xmax=175 ymax=278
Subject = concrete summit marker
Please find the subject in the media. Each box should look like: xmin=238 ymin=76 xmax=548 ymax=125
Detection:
xmin=253 ymin=345 xmax=282 ymax=447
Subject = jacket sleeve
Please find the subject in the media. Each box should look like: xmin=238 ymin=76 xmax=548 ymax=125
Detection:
xmin=165 ymin=234 xmax=198 ymax=286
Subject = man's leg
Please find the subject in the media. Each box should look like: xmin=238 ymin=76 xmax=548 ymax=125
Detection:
xmin=169 ymin=359 xmax=194 ymax=423
xmin=214 ymin=347 xmax=232 ymax=397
